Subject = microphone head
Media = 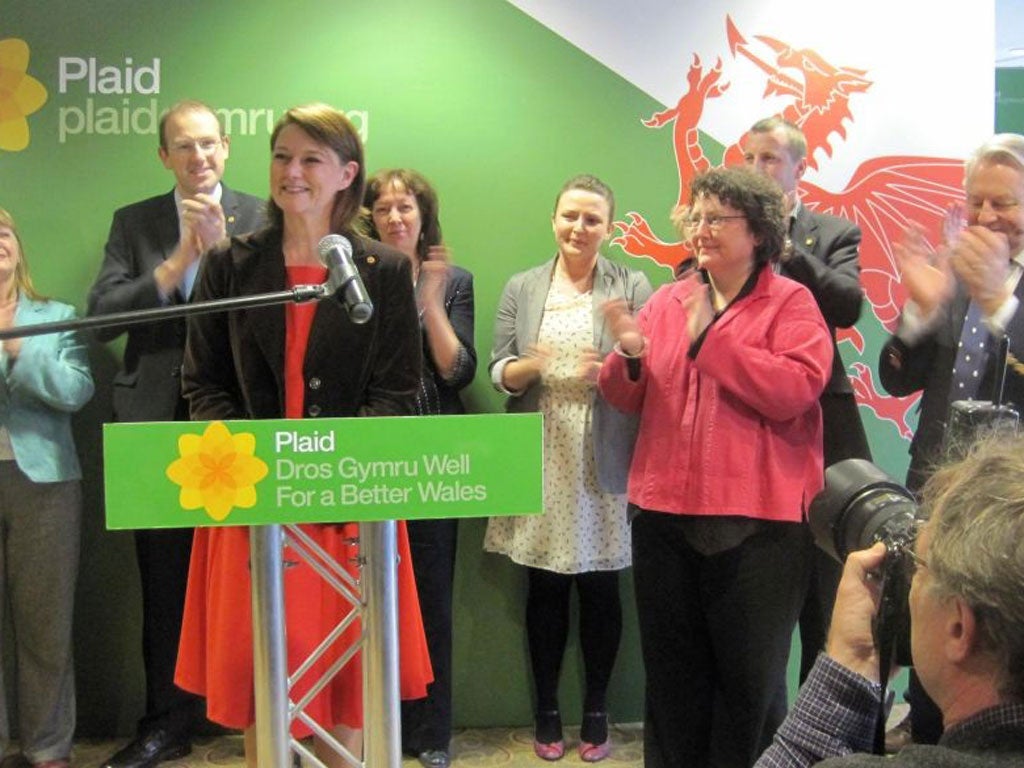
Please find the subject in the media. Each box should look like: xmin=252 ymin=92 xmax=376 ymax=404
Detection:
xmin=317 ymin=234 xmax=352 ymax=263
xmin=316 ymin=233 xmax=373 ymax=324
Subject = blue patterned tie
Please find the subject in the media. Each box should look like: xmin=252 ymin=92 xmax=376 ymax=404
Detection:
xmin=950 ymin=301 xmax=990 ymax=401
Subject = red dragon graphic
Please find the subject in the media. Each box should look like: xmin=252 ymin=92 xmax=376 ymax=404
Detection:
xmin=848 ymin=362 xmax=918 ymax=440
xmin=613 ymin=15 xmax=965 ymax=436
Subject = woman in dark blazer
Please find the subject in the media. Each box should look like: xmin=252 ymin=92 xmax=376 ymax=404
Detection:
xmin=364 ymin=168 xmax=476 ymax=768
xmin=176 ymin=105 xmax=432 ymax=768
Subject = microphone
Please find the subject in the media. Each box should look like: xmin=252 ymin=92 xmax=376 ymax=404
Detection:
xmin=317 ymin=234 xmax=373 ymax=324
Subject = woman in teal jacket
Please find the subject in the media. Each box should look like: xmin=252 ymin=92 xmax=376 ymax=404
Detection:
xmin=0 ymin=208 xmax=93 ymax=768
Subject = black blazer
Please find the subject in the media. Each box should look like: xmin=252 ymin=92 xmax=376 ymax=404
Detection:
xmin=783 ymin=205 xmax=870 ymax=463
xmin=182 ymin=228 xmax=421 ymax=421
xmin=783 ymin=205 xmax=863 ymax=396
xmin=415 ymin=264 xmax=477 ymax=416
xmin=880 ymin=276 xmax=1024 ymax=489
xmin=88 ymin=187 xmax=265 ymax=422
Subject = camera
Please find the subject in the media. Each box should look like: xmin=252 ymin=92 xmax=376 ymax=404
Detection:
xmin=944 ymin=400 xmax=1019 ymax=459
xmin=808 ymin=459 xmax=918 ymax=666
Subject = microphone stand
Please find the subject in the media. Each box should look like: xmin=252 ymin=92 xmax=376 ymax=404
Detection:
xmin=0 ymin=284 xmax=402 ymax=768
xmin=0 ymin=283 xmax=326 ymax=341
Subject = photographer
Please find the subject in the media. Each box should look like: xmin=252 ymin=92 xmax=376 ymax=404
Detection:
xmin=755 ymin=435 xmax=1024 ymax=767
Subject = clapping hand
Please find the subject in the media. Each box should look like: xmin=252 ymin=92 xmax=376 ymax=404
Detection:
xmin=155 ymin=194 xmax=227 ymax=296
xmin=523 ymin=342 xmax=554 ymax=380
xmin=181 ymin=193 xmax=227 ymax=256
xmin=602 ymin=298 xmax=644 ymax=355
xmin=950 ymin=225 xmax=1012 ymax=316
xmin=577 ymin=346 xmax=602 ymax=383
xmin=894 ymin=221 xmax=954 ymax=320
xmin=680 ymin=276 xmax=713 ymax=341
xmin=418 ymin=244 xmax=451 ymax=313
xmin=941 ymin=202 xmax=966 ymax=246
xmin=0 ymin=298 xmax=21 ymax=360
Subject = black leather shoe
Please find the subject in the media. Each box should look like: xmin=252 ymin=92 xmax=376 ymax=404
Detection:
xmin=101 ymin=730 xmax=191 ymax=768
xmin=417 ymin=749 xmax=450 ymax=768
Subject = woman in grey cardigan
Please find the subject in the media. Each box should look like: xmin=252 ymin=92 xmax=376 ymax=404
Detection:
xmin=484 ymin=175 xmax=652 ymax=762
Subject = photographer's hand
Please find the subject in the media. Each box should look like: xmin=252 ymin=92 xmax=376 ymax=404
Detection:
xmin=826 ymin=542 xmax=889 ymax=682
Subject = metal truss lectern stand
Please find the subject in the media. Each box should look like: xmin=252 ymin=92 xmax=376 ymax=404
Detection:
xmin=251 ymin=521 xmax=401 ymax=768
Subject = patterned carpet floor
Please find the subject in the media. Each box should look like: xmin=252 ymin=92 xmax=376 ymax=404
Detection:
xmin=43 ymin=703 xmax=911 ymax=767
xmin=67 ymin=723 xmax=645 ymax=767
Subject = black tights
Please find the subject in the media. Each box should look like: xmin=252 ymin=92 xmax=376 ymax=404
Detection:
xmin=526 ymin=567 xmax=622 ymax=730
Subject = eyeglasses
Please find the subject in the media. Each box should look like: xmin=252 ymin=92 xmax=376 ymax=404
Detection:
xmin=905 ymin=546 xmax=929 ymax=583
xmin=169 ymin=137 xmax=223 ymax=155
xmin=684 ymin=214 xmax=747 ymax=232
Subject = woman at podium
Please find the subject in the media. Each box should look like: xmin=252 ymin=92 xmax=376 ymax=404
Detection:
xmin=176 ymin=105 xmax=432 ymax=768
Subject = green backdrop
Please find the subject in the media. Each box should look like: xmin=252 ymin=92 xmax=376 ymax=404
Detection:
xmin=0 ymin=0 xmax=1008 ymax=736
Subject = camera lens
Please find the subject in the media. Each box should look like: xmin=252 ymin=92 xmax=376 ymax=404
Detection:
xmin=808 ymin=459 xmax=920 ymax=667
xmin=808 ymin=459 xmax=917 ymax=562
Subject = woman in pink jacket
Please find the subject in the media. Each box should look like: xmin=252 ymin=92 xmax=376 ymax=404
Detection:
xmin=598 ymin=166 xmax=833 ymax=768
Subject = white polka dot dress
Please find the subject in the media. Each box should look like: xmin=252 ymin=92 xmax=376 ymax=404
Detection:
xmin=484 ymin=279 xmax=630 ymax=574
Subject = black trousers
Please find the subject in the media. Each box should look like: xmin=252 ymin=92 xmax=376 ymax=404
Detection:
xmin=401 ymin=519 xmax=458 ymax=753
xmin=797 ymin=540 xmax=845 ymax=682
xmin=798 ymin=391 xmax=872 ymax=681
xmin=134 ymin=527 xmax=201 ymax=738
xmin=632 ymin=512 xmax=809 ymax=768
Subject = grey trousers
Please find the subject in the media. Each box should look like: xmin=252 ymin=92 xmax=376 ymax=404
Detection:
xmin=0 ymin=461 xmax=81 ymax=763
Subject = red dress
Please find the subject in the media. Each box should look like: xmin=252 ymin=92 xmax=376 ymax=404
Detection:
xmin=175 ymin=265 xmax=432 ymax=733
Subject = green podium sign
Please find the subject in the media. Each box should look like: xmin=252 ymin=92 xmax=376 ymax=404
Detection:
xmin=103 ymin=413 xmax=543 ymax=529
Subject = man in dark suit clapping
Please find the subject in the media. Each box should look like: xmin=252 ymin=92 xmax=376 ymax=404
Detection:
xmin=877 ymin=133 xmax=1024 ymax=747
xmin=742 ymin=116 xmax=872 ymax=683
xmin=88 ymin=100 xmax=264 ymax=768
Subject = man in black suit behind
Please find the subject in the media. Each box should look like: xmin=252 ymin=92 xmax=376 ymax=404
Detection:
xmin=742 ymin=117 xmax=872 ymax=683
xmin=88 ymin=100 xmax=264 ymax=768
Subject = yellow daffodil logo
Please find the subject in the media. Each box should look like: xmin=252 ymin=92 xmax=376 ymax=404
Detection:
xmin=166 ymin=421 xmax=269 ymax=522
xmin=0 ymin=39 xmax=48 ymax=152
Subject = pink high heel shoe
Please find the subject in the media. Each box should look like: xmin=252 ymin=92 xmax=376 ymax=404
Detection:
xmin=532 ymin=740 xmax=566 ymax=761
xmin=578 ymin=711 xmax=610 ymax=762
xmin=533 ymin=710 xmax=565 ymax=761
xmin=578 ymin=740 xmax=611 ymax=762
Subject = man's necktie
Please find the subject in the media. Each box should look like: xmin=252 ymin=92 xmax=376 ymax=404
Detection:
xmin=950 ymin=301 xmax=990 ymax=401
